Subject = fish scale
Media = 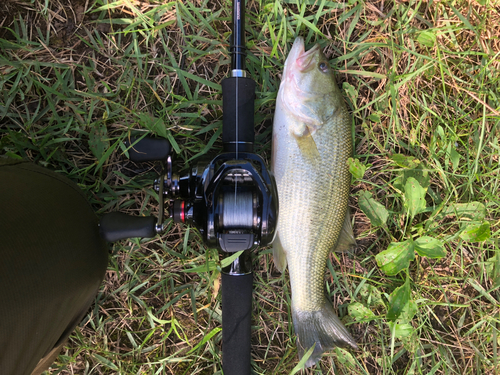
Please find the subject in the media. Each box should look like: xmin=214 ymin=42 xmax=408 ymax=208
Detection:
xmin=271 ymin=37 xmax=357 ymax=367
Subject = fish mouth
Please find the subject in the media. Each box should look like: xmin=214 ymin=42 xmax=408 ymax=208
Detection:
xmin=283 ymin=37 xmax=304 ymax=79
xmin=280 ymin=38 xmax=324 ymax=123
xmin=284 ymin=38 xmax=321 ymax=79
xmin=296 ymin=43 xmax=321 ymax=72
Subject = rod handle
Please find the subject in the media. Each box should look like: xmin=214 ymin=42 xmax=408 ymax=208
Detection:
xmin=222 ymin=272 xmax=253 ymax=375
xmin=221 ymin=77 xmax=255 ymax=153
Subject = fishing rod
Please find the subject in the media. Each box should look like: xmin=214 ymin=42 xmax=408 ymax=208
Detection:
xmin=99 ymin=1 xmax=278 ymax=374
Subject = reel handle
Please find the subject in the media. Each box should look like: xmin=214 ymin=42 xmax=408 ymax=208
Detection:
xmin=100 ymin=135 xmax=171 ymax=242
xmin=99 ymin=212 xmax=156 ymax=242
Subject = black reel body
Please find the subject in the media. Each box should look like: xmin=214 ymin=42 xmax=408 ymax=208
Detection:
xmin=169 ymin=152 xmax=278 ymax=252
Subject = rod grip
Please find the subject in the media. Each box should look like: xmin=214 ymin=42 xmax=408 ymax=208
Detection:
xmin=99 ymin=212 xmax=156 ymax=242
xmin=221 ymin=272 xmax=253 ymax=375
xmin=221 ymin=77 xmax=255 ymax=153
xmin=125 ymin=136 xmax=171 ymax=162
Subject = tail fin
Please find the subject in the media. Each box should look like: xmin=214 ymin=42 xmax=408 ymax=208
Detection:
xmin=292 ymin=299 xmax=357 ymax=367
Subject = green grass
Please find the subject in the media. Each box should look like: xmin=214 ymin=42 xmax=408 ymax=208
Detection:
xmin=1 ymin=0 xmax=500 ymax=374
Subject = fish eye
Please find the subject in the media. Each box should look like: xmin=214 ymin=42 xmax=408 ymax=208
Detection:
xmin=318 ymin=62 xmax=328 ymax=72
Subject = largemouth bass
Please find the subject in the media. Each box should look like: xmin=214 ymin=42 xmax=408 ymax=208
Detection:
xmin=271 ymin=37 xmax=357 ymax=367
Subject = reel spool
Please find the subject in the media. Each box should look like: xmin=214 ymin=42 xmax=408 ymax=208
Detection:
xmin=220 ymin=190 xmax=257 ymax=231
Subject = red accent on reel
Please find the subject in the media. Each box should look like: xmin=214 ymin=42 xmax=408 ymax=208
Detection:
xmin=180 ymin=201 xmax=185 ymax=222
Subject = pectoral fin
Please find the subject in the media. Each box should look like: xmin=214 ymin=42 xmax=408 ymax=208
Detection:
xmin=333 ymin=210 xmax=356 ymax=253
xmin=294 ymin=127 xmax=320 ymax=161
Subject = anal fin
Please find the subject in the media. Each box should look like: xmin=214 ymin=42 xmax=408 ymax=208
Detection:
xmin=333 ymin=210 xmax=356 ymax=253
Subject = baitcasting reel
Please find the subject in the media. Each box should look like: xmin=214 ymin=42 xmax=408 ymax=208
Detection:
xmin=168 ymin=150 xmax=278 ymax=253
xmin=100 ymin=132 xmax=278 ymax=256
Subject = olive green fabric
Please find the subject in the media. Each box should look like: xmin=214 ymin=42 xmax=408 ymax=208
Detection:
xmin=0 ymin=159 xmax=108 ymax=375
